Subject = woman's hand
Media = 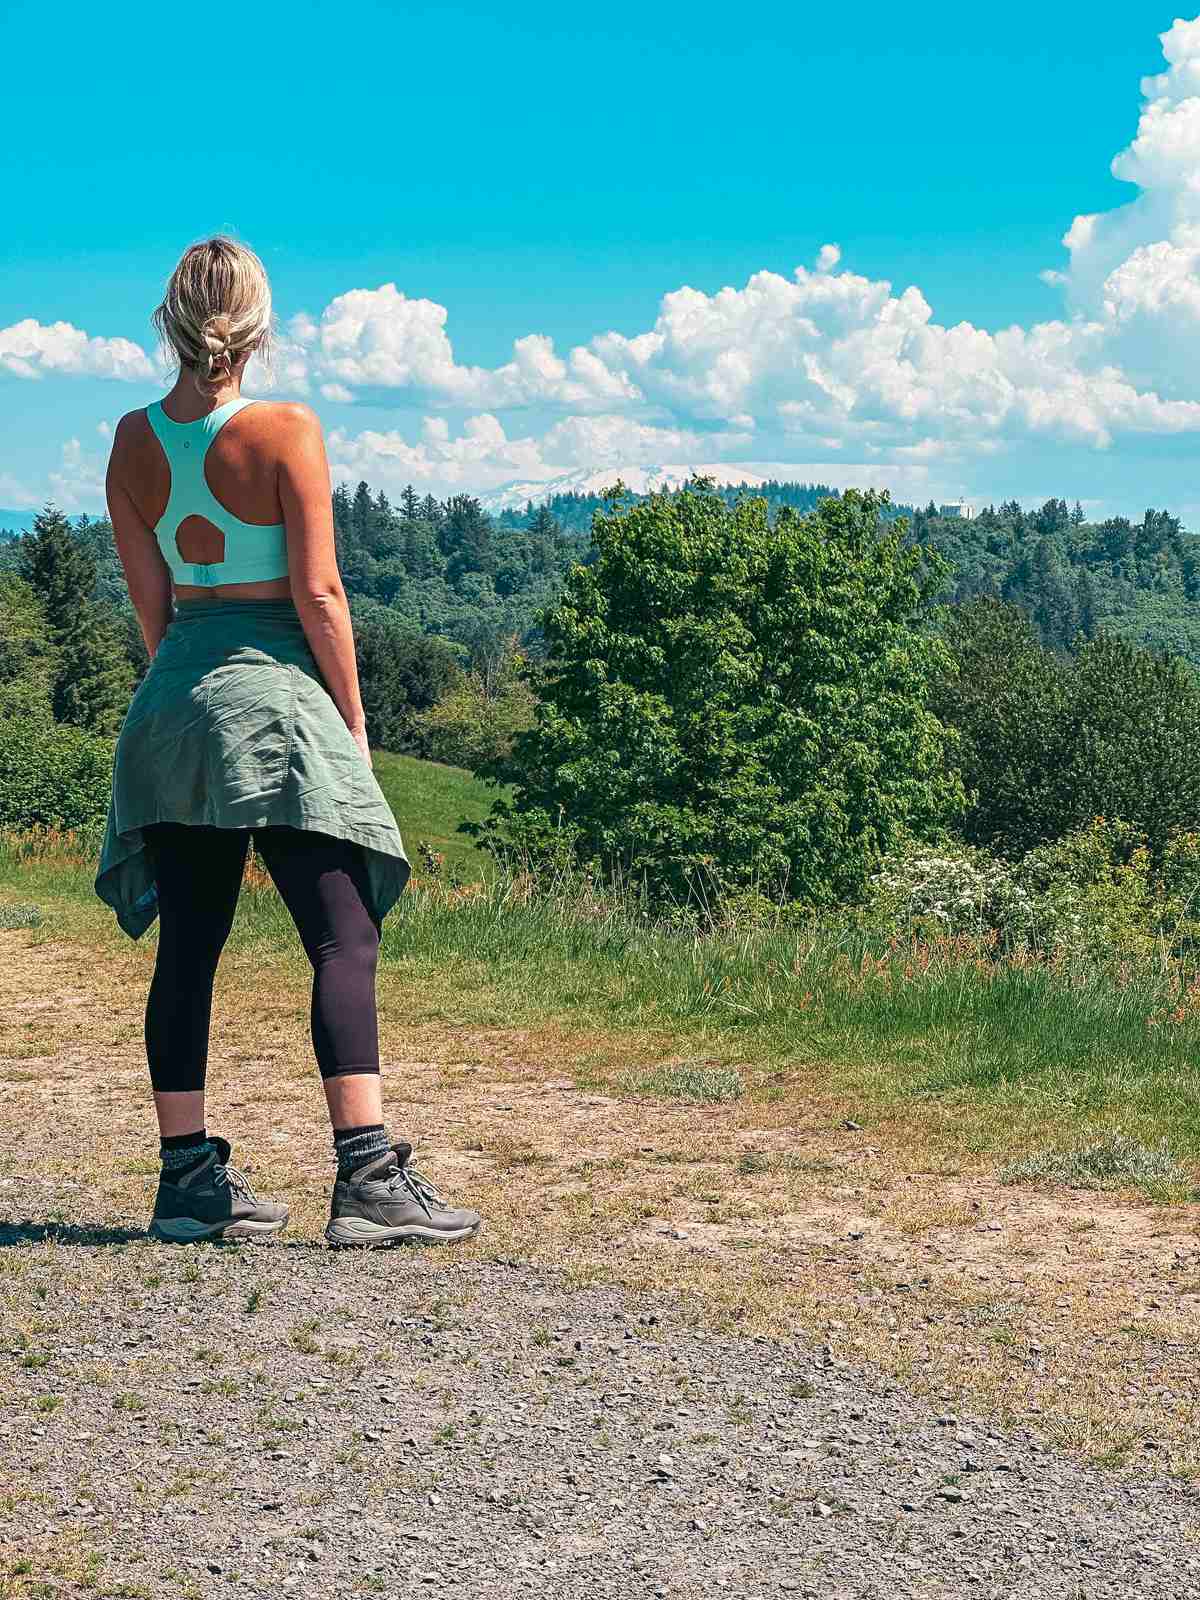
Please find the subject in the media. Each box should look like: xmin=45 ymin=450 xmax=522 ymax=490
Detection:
xmin=351 ymin=724 xmax=373 ymax=768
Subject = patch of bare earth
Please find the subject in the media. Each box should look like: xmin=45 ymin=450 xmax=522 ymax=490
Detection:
xmin=3 ymin=930 xmax=1200 ymax=1476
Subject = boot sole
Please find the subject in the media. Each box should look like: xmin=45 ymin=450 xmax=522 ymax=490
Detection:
xmin=149 ymin=1214 xmax=289 ymax=1244
xmin=324 ymin=1217 xmax=482 ymax=1249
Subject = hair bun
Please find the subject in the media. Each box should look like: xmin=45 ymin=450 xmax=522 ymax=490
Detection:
xmin=202 ymin=315 xmax=233 ymax=357
xmin=153 ymin=236 xmax=274 ymax=396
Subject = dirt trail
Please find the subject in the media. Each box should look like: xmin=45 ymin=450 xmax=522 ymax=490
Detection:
xmin=3 ymin=931 xmax=1200 ymax=1597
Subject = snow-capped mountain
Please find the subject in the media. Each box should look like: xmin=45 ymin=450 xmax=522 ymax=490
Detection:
xmin=479 ymin=464 xmax=776 ymax=515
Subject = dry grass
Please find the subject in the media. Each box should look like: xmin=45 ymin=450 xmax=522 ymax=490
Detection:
xmin=0 ymin=1534 xmax=104 ymax=1598
xmin=4 ymin=926 xmax=1200 ymax=1480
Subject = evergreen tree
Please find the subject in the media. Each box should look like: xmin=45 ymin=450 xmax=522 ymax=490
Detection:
xmin=402 ymin=520 xmax=443 ymax=582
xmin=53 ymin=609 xmax=132 ymax=734
xmin=0 ymin=574 xmax=55 ymax=718
xmin=1029 ymin=537 xmax=1077 ymax=650
xmin=1075 ymin=569 xmax=1099 ymax=640
xmin=930 ymin=600 xmax=1068 ymax=855
xmin=18 ymin=506 xmax=132 ymax=733
xmin=19 ymin=505 xmax=97 ymax=630
xmin=351 ymin=480 xmax=374 ymax=545
xmin=353 ymin=608 xmax=463 ymax=752
xmin=440 ymin=495 xmax=496 ymax=583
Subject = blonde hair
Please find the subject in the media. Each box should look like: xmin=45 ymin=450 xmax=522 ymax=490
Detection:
xmin=152 ymin=235 xmax=273 ymax=396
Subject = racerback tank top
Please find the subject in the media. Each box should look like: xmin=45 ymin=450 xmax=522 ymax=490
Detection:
xmin=145 ymin=397 xmax=289 ymax=588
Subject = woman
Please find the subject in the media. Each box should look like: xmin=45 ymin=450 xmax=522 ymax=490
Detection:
xmin=96 ymin=235 xmax=481 ymax=1250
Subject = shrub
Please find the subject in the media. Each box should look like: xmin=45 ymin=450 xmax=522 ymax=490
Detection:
xmin=1016 ymin=819 xmax=1158 ymax=961
xmin=868 ymin=819 xmax=1172 ymax=961
xmin=867 ymin=841 xmax=1038 ymax=946
xmin=0 ymin=903 xmax=42 ymax=929
xmin=414 ymin=640 xmax=537 ymax=771
xmin=1156 ymin=830 xmax=1200 ymax=952
xmin=0 ymin=715 xmax=114 ymax=831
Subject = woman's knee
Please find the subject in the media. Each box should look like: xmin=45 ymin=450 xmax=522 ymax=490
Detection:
xmin=321 ymin=913 xmax=379 ymax=981
xmin=152 ymin=917 xmax=229 ymax=985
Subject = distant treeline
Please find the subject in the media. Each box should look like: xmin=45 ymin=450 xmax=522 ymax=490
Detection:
xmin=2 ymin=479 xmax=1198 ymax=685
xmin=910 ymin=497 xmax=1200 ymax=661
xmin=494 ymin=479 xmax=896 ymax=535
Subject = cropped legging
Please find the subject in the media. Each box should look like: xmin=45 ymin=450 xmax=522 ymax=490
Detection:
xmin=141 ymin=822 xmax=381 ymax=1094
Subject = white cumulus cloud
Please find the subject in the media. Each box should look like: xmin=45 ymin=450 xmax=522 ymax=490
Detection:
xmin=49 ymin=437 xmax=107 ymax=511
xmin=292 ymin=284 xmax=636 ymax=409
xmin=0 ymin=319 xmax=157 ymax=382
xmin=1058 ymin=15 xmax=1200 ymax=399
xmin=325 ymin=412 xmax=756 ymax=495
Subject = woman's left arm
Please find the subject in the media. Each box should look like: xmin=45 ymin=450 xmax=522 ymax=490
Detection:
xmin=106 ymin=414 xmax=173 ymax=658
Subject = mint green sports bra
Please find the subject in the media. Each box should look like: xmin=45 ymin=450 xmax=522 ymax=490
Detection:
xmin=146 ymin=397 xmax=288 ymax=588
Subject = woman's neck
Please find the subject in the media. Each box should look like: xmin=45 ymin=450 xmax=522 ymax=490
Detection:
xmin=162 ymin=369 xmax=244 ymax=422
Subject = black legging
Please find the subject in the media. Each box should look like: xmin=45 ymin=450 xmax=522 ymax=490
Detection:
xmin=141 ymin=822 xmax=381 ymax=1093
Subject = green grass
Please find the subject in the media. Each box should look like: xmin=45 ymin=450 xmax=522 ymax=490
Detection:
xmin=0 ymin=902 xmax=41 ymax=929
xmin=1000 ymin=1134 xmax=1195 ymax=1200
xmin=369 ymin=750 xmax=503 ymax=882
xmin=8 ymin=783 xmax=1200 ymax=1174
xmin=633 ymin=1062 xmax=745 ymax=1104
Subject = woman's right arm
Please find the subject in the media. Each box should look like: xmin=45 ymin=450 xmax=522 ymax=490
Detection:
xmin=276 ymin=404 xmax=371 ymax=765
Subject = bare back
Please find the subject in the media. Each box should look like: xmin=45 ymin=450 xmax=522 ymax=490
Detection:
xmin=111 ymin=398 xmax=310 ymax=601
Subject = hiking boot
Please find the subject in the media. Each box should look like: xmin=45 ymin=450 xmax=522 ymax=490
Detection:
xmin=325 ymin=1143 xmax=482 ymax=1248
xmin=149 ymin=1137 xmax=289 ymax=1243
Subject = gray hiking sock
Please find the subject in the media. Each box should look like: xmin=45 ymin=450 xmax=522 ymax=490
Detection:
xmin=334 ymin=1124 xmax=391 ymax=1177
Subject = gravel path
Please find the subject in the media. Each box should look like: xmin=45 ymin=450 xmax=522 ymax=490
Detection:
xmin=2 ymin=1229 xmax=1198 ymax=1599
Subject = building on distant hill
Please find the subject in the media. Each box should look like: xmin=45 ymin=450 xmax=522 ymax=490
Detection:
xmin=938 ymin=502 xmax=974 ymax=520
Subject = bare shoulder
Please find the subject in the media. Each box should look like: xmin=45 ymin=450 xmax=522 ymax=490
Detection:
xmin=110 ymin=407 xmax=150 ymax=448
xmin=106 ymin=407 xmax=152 ymax=476
xmin=255 ymin=400 xmax=324 ymax=440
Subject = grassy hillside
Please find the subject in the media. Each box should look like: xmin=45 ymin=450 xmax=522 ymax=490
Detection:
xmin=371 ymin=750 xmax=504 ymax=880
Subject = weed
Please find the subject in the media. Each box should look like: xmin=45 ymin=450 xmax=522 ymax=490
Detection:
xmin=289 ymin=1319 xmax=321 ymax=1355
xmin=726 ymin=1393 xmax=754 ymax=1425
xmin=634 ymin=1062 xmax=745 ymax=1104
xmin=200 ymin=1377 xmax=238 ymax=1397
xmin=1001 ymin=1134 xmax=1194 ymax=1200
xmin=0 ymin=904 xmax=41 ymax=930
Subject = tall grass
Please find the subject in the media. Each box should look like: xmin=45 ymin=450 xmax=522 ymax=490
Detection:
xmin=7 ymin=826 xmax=1200 ymax=1162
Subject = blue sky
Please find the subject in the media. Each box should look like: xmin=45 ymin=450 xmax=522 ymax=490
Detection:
xmin=3 ymin=1 xmax=1199 ymax=519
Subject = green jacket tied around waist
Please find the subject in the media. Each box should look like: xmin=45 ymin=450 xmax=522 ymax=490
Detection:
xmin=94 ymin=599 xmax=410 ymax=938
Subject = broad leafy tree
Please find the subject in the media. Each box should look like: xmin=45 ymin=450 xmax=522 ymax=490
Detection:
xmin=472 ymin=485 xmax=962 ymax=909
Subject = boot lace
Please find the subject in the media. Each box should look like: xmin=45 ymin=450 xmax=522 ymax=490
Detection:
xmin=214 ymin=1162 xmax=256 ymax=1203
xmin=385 ymin=1163 xmax=447 ymax=1219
